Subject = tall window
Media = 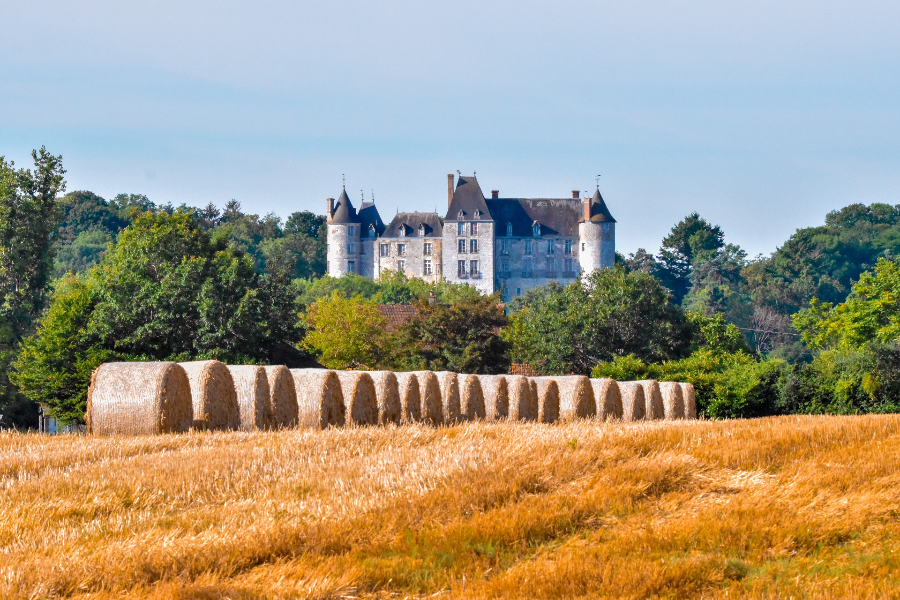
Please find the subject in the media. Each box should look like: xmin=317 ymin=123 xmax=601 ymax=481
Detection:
xmin=397 ymin=259 xmax=405 ymax=272
xmin=564 ymin=258 xmax=574 ymax=275
xmin=506 ymin=222 xmax=513 ymax=236
xmin=347 ymin=242 xmax=355 ymax=253
xmin=424 ymin=242 xmax=433 ymax=255
xmin=548 ymin=259 xmax=556 ymax=276
xmin=525 ymin=240 xmax=533 ymax=255
xmin=399 ymin=226 xmax=406 ymax=237
xmin=347 ymin=260 xmax=355 ymax=272
xmin=424 ymin=259 xmax=432 ymax=275
xmin=522 ymin=259 xmax=533 ymax=278
xmin=458 ymin=239 xmax=466 ymax=253
xmin=458 ymin=260 xmax=467 ymax=277
xmin=348 ymin=225 xmax=355 ymax=236
xmin=457 ymin=222 xmax=466 ymax=235
xmin=500 ymin=239 xmax=510 ymax=254
xmin=419 ymin=225 xmax=425 ymax=236
xmin=547 ymin=241 xmax=554 ymax=255
xmin=501 ymin=259 xmax=510 ymax=275
xmin=470 ymin=239 xmax=478 ymax=253
xmin=380 ymin=243 xmax=389 ymax=257
xmin=565 ymin=239 xmax=573 ymax=254
xmin=471 ymin=222 xmax=478 ymax=235
xmin=369 ymin=224 xmax=376 ymax=237
xmin=533 ymin=223 xmax=540 ymax=236
xmin=470 ymin=260 xmax=479 ymax=277
xmin=582 ymin=242 xmax=585 ymax=251
xmin=397 ymin=243 xmax=406 ymax=256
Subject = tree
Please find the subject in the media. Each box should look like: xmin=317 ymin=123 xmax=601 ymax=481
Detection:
xmin=657 ymin=213 xmax=725 ymax=304
xmin=0 ymin=147 xmax=66 ymax=427
xmin=303 ymin=291 xmax=394 ymax=369
xmin=505 ymin=267 xmax=692 ymax=375
xmin=398 ymin=293 xmax=510 ymax=374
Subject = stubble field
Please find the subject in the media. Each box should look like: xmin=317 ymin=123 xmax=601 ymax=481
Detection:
xmin=3 ymin=415 xmax=900 ymax=599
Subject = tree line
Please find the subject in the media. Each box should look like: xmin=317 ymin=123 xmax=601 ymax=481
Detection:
xmin=4 ymin=148 xmax=900 ymax=427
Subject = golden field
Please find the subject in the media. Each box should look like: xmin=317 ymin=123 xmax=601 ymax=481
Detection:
xmin=3 ymin=416 xmax=900 ymax=599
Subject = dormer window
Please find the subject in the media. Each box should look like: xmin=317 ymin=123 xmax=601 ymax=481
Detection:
xmin=368 ymin=224 xmax=376 ymax=237
xmin=419 ymin=224 xmax=425 ymax=237
xmin=458 ymin=210 xmax=464 ymax=220
xmin=399 ymin=226 xmax=406 ymax=238
xmin=506 ymin=222 xmax=512 ymax=236
xmin=474 ymin=209 xmax=481 ymax=219
xmin=533 ymin=222 xmax=541 ymax=237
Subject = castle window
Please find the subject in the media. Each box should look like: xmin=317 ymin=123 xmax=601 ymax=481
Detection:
xmin=547 ymin=241 xmax=554 ymax=255
xmin=457 ymin=222 xmax=466 ymax=235
xmin=500 ymin=239 xmax=510 ymax=254
xmin=470 ymin=260 xmax=479 ymax=277
xmin=458 ymin=210 xmax=464 ymax=220
xmin=347 ymin=260 xmax=355 ymax=273
xmin=419 ymin=224 xmax=425 ymax=236
xmin=349 ymin=226 xmax=355 ymax=236
xmin=565 ymin=258 xmax=574 ymax=276
xmin=516 ymin=288 xmax=521 ymax=297
xmin=506 ymin=222 xmax=512 ymax=236
xmin=369 ymin=224 xmax=376 ymax=236
xmin=565 ymin=239 xmax=573 ymax=254
xmin=471 ymin=222 xmax=478 ymax=235
xmin=522 ymin=259 xmax=533 ymax=278
xmin=397 ymin=243 xmax=406 ymax=256
xmin=547 ymin=259 xmax=556 ymax=277
xmin=533 ymin=223 xmax=541 ymax=236
xmin=458 ymin=260 xmax=467 ymax=277
xmin=424 ymin=259 xmax=432 ymax=275
xmin=399 ymin=226 xmax=406 ymax=237
xmin=347 ymin=242 xmax=355 ymax=253
xmin=470 ymin=239 xmax=478 ymax=253
xmin=525 ymin=240 xmax=533 ymax=255
xmin=397 ymin=259 xmax=405 ymax=272
xmin=424 ymin=242 xmax=433 ymax=255
xmin=458 ymin=239 xmax=466 ymax=253
xmin=501 ymin=259 xmax=510 ymax=276
xmin=474 ymin=209 xmax=480 ymax=218
xmin=380 ymin=243 xmax=389 ymax=257
xmin=582 ymin=242 xmax=585 ymax=251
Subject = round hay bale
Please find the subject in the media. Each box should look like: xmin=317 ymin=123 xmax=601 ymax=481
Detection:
xmin=459 ymin=374 xmax=486 ymax=421
xmin=680 ymin=382 xmax=697 ymax=419
xmin=507 ymin=375 xmax=538 ymax=421
xmin=368 ymin=371 xmax=402 ymax=425
xmin=179 ymin=360 xmax=240 ymax=431
xmin=87 ymin=362 xmax=192 ymax=435
xmin=478 ymin=375 xmax=509 ymax=421
xmin=412 ymin=371 xmax=443 ymax=426
xmin=638 ymin=380 xmax=665 ymax=420
xmin=335 ymin=371 xmax=379 ymax=426
xmin=394 ymin=372 xmax=422 ymax=424
xmin=536 ymin=375 xmax=595 ymax=421
xmin=659 ymin=381 xmax=685 ymax=420
xmin=264 ymin=365 xmax=298 ymax=428
xmin=591 ymin=378 xmax=622 ymax=420
xmin=227 ymin=365 xmax=273 ymax=431
xmin=617 ymin=381 xmax=646 ymax=422
xmin=434 ymin=371 xmax=461 ymax=425
xmin=531 ymin=378 xmax=560 ymax=424
xmin=290 ymin=368 xmax=345 ymax=429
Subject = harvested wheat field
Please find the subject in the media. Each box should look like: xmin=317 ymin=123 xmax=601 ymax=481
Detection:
xmin=4 ymin=416 xmax=900 ymax=599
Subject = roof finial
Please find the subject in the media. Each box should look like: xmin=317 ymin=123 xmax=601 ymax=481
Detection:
xmin=371 ymin=188 xmax=375 ymax=202
xmin=360 ymin=189 xmax=364 ymax=202
xmin=342 ymin=174 xmax=345 ymax=189
xmin=457 ymin=170 xmax=461 ymax=176
xmin=595 ymin=174 xmax=601 ymax=189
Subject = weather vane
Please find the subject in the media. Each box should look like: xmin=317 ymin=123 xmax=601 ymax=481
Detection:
xmin=596 ymin=174 xmax=601 ymax=188
xmin=342 ymin=174 xmax=346 ymax=188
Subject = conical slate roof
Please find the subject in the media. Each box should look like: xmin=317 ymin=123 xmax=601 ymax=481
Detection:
xmin=330 ymin=188 xmax=361 ymax=224
xmin=583 ymin=187 xmax=616 ymax=223
xmin=446 ymin=175 xmax=491 ymax=221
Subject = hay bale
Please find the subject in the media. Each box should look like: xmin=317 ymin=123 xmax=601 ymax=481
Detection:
xmin=412 ymin=371 xmax=443 ymax=426
xmin=435 ymin=371 xmax=461 ymax=425
xmin=290 ymin=368 xmax=345 ymax=429
xmin=638 ymin=380 xmax=665 ymax=420
xmin=531 ymin=378 xmax=560 ymax=424
xmin=179 ymin=360 xmax=240 ymax=431
xmin=459 ymin=374 xmax=486 ymax=421
xmin=394 ymin=372 xmax=422 ymax=424
xmin=537 ymin=375 xmax=595 ymax=421
xmin=680 ymin=382 xmax=697 ymax=419
xmin=506 ymin=375 xmax=538 ymax=421
xmin=264 ymin=365 xmax=298 ymax=428
xmin=335 ymin=371 xmax=379 ymax=426
xmin=478 ymin=375 xmax=509 ymax=421
xmin=591 ymin=378 xmax=622 ymax=420
xmin=659 ymin=381 xmax=685 ymax=420
xmin=87 ymin=362 xmax=192 ymax=435
xmin=617 ymin=381 xmax=646 ymax=422
xmin=227 ymin=365 xmax=273 ymax=431
xmin=368 ymin=371 xmax=402 ymax=425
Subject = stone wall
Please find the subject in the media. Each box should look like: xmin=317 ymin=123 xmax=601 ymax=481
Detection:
xmin=442 ymin=220 xmax=495 ymax=295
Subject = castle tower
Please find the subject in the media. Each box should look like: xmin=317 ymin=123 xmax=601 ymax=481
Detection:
xmin=326 ymin=187 xmax=363 ymax=277
xmin=578 ymin=186 xmax=616 ymax=275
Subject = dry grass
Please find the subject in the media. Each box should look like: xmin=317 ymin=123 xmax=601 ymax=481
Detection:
xmin=4 ymin=416 xmax=900 ymax=598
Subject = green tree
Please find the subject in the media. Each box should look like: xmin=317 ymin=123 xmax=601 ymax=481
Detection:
xmin=505 ymin=267 xmax=692 ymax=375
xmin=657 ymin=212 xmax=725 ymax=304
xmin=303 ymin=291 xmax=393 ymax=369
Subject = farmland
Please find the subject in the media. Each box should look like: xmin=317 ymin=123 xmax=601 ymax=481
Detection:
xmin=3 ymin=416 xmax=900 ymax=598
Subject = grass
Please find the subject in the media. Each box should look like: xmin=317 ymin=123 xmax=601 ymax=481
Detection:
xmin=3 ymin=415 xmax=900 ymax=598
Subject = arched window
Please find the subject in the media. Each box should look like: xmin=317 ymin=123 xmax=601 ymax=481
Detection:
xmin=506 ymin=222 xmax=512 ymax=236
xmin=533 ymin=223 xmax=541 ymax=237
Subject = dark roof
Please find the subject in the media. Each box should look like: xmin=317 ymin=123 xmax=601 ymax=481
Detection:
xmin=583 ymin=188 xmax=616 ymax=223
xmin=330 ymin=188 xmax=361 ymax=224
xmin=486 ymin=198 xmax=584 ymax=236
xmin=446 ymin=175 xmax=491 ymax=221
xmin=377 ymin=304 xmax=418 ymax=333
xmin=358 ymin=202 xmax=386 ymax=237
xmin=382 ymin=212 xmax=443 ymax=238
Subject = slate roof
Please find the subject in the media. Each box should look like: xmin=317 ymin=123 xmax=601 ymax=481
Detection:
xmin=583 ymin=188 xmax=616 ymax=223
xmin=486 ymin=198 xmax=584 ymax=236
xmin=446 ymin=175 xmax=492 ymax=221
xmin=358 ymin=202 xmax=386 ymax=237
xmin=382 ymin=212 xmax=443 ymax=238
xmin=330 ymin=188 xmax=361 ymax=224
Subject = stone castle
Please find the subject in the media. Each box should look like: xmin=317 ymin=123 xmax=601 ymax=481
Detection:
xmin=326 ymin=173 xmax=616 ymax=299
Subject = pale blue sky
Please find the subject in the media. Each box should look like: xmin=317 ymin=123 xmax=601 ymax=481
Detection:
xmin=2 ymin=0 xmax=898 ymax=256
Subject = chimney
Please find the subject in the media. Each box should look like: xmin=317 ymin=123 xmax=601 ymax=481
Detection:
xmin=447 ymin=174 xmax=454 ymax=207
xmin=583 ymin=198 xmax=591 ymax=221
xmin=326 ymin=197 xmax=335 ymax=220
xmin=491 ymin=190 xmax=499 ymax=199
xmin=572 ymin=190 xmax=580 ymax=199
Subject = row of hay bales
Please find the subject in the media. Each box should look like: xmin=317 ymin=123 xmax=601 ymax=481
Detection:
xmin=86 ymin=361 xmax=697 ymax=435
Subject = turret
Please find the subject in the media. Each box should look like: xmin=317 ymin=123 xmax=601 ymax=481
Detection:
xmin=326 ymin=187 xmax=362 ymax=277
xmin=578 ymin=186 xmax=616 ymax=275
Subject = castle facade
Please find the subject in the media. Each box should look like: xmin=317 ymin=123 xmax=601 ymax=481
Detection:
xmin=326 ymin=174 xmax=616 ymax=299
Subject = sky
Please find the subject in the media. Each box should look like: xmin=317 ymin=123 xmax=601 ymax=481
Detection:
xmin=1 ymin=0 xmax=898 ymax=257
